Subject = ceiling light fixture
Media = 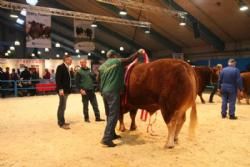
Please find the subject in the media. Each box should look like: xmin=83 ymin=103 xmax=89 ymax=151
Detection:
xmin=119 ymin=9 xmax=127 ymax=16
xmin=14 ymin=40 xmax=20 ymax=46
xmin=21 ymin=9 xmax=27 ymax=16
xmin=10 ymin=14 xmax=18 ymax=18
xmin=55 ymin=42 xmax=60 ymax=48
xmin=26 ymin=0 xmax=38 ymax=6
xmin=16 ymin=18 xmax=24 ymax=25
xmin=45 ymin=48 xmax=49 ymax=52
xmin=119 ymin=46 xmax=124 ymax=51
xmin=239 ymin=0 xmax=249 ymax=11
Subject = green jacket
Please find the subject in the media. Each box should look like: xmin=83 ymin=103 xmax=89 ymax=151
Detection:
xmin=75 ymin=67 xmax=94 ymax=90
xmin=99 ymin=58 xmax=124 ymax=94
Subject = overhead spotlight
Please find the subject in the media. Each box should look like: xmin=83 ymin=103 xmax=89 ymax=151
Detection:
xmin=5 ymin=52 xmax=9 ymax=56
xmin=179 ymin=13 xmax=187 ymax=26
xmin=65 ymin=52 xmax=68 ymax=55
xmin=26 ymin=0 xmax=38 ymax=6
xmin=37 ymin=51 xmax=41 ymax=55
xmin=144 ymin=28 xmax=151 ymax=34
xmin=7 ymin=50 xmax=11 ymax=54
xmin=10 ymin=14 xmax=18 ymax=18
xmin=21 ymin=9 xmax=27 ymax=16
xmin=55 ymin=42 xmax=60 ymax=48
xmin=187 ymin=60 xmax=191 ymax=63
xmin=239 ymin=0 xmax=249 ymax=11
xmin=56 ymin=54 xmax=60 ymax=58
xmin=119 ymin=46 xmax=124 ymax=51
xmin=31 ymin=53 xmax=35 ymax=57
xmin=88 ymin=53 xmax=91 ymax=56
xmin=78 ymin=55 xmax=81 ymax=58
xmin=101 ymin=50 xmax=105 ymax=54
xmin=119 ymin=9 xmax=127 ymax=16
xmin=16 ymin=18 xmax=24 ymax=25
xmin=91 ymin=23 xmax=98 ymax=28
xmin=75 ymin=49 xmax=80 ymax=53
xmin=10 ymin=46 xmax=15 ymax=51
xmin=14 ymin=40 xmax=20 ymax=46
xmin=45 ymin=48 xmax=49 ymax=52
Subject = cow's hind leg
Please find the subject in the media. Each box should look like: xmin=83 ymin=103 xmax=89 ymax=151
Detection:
xmin=174 ymin=113 xmax=186 ymax=144
xmin=130 ymin=109 xmax=137 ymax=131
xmin=118 ymin=112 xmax=127 ymax=132
xmin=165 ymin=117 xmax=177 ymax=149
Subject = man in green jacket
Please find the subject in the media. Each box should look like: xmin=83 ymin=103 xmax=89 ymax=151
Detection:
xmin=98 ymin=49 xmax=145 ymax=147
xmin=76 ymin=59 xmax=105 ymax=123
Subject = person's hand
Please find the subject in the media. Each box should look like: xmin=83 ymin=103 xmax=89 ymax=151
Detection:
xmin=59 ymin=89 xmax=64 ymax=96
xmin=138 ymin=49 xmax=145 ymax=55
xmin=80 ymin=89 xmax=86 ymax=95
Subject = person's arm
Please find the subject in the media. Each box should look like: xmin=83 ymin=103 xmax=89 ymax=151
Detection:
xmin=75 ymin=72 xmax=81 ymax=90
xmin=55 ymin=65 xmax=64 ymax=95
xmin=217 ymin=71 xmax=223 ymax=93
xmin=120 ymin=49 xmax=145 ymax=66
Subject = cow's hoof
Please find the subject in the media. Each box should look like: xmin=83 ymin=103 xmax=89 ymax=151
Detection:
xmin=164 ymin=144 xmax=175 ymax=149
xmin=130 ymin=126 xmax=137 ymax=131
xmin=119 ymin=127 xmax=126 ymax=132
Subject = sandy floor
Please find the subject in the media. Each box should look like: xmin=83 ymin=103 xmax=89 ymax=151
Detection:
xmin=0 ymin=93 xmax=250 ymax=167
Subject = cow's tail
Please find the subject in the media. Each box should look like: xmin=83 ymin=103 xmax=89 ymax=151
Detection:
xmin=189 ymin=68 xmax=198 ymax=139
xmin=189 ymin=102 xmax=197 ymax=138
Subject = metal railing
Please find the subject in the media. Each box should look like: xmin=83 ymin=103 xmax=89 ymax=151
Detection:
xmin=0 ymin=79 xmax=77 ymax=97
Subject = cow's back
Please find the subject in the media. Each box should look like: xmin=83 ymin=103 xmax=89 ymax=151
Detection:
xmin=127 ymin=59 xmax=197 ymax=121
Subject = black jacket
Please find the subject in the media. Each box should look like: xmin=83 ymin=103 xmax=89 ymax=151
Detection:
xmin=56 ymin=63 xmax=71 ymax=94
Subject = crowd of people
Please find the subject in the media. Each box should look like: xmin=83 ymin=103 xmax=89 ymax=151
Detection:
xmin=0 ymin=66 xmax=68 ymax=98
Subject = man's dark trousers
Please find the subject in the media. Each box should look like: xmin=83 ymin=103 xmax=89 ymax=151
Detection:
xmin=102 ymin=92 xmax=120 ymax=142
xmin=82 ymin=90 xmax=101 ymax=121
xmin=57 ymin=94 xmax=69 ymax=126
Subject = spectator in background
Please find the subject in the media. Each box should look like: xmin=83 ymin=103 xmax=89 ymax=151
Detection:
xmin=17 ymin=68 xmax=21 ymax=77
xmin=218 ymin=59 xmax=243 ymax=120
xmin=70 ymin=67 xmax=76 ymax=92
xmin=20 ymin=67 xmax=31 ymax=80
xmin=10 ymin=69 xmax=19 ymax=81
xmin=0 ymin=67 xmax=5 ymax=98
xmin=50 ymin=69 xmax=55 ymax=81
xmin=30 ymin=68 xmax=39 ymax=95
xmin=43 ymin=69 xmax=51 ymax=80
xmin=209 ymin=64 xmax=223 ymax=103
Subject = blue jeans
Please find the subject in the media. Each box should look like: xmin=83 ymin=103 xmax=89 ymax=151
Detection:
xmin=102 ymin=92 xmax=120 ymax=142
xmin=221 ymin=87 xmax=237 ymax=117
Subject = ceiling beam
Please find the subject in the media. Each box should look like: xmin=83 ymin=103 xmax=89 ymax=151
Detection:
xmin=98 ymin=3 xmax=182 ymax=52
xmin=162 ymin=0 xmax=225 ymax=51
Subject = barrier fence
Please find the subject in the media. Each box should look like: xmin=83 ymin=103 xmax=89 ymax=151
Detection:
xmin=0 ymin=79 xmax=77 ymax=97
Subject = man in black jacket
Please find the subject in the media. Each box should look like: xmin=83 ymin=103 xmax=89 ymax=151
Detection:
xmin=56 ymin=55 xmax=72 ymax=129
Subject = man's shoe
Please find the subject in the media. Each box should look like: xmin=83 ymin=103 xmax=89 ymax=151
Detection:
xmin=229 ymin=116 xmax=238 ymax=120
xmin=60 ymin=124 xmax=70 ymax=130
xmin=113 ymin=134 xmax=121 ymax=140
xmin=96 ymin=118 xmax=105 ymax=122
xmin=101 ymin=140 xmax=116 ymax=147
xmin=85 ymin=119 xmax=90 ymax=123
xmin=222 ymin=115 xmax=227 ymax=119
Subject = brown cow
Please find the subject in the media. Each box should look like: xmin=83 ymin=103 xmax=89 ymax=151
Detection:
xmin=238 ymin=72 xmax=250 ymax=104
xmin=193 ymin=66 xmax=219 ymax=103
xmin=119 ymin=59 xmax=197 ymax=148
